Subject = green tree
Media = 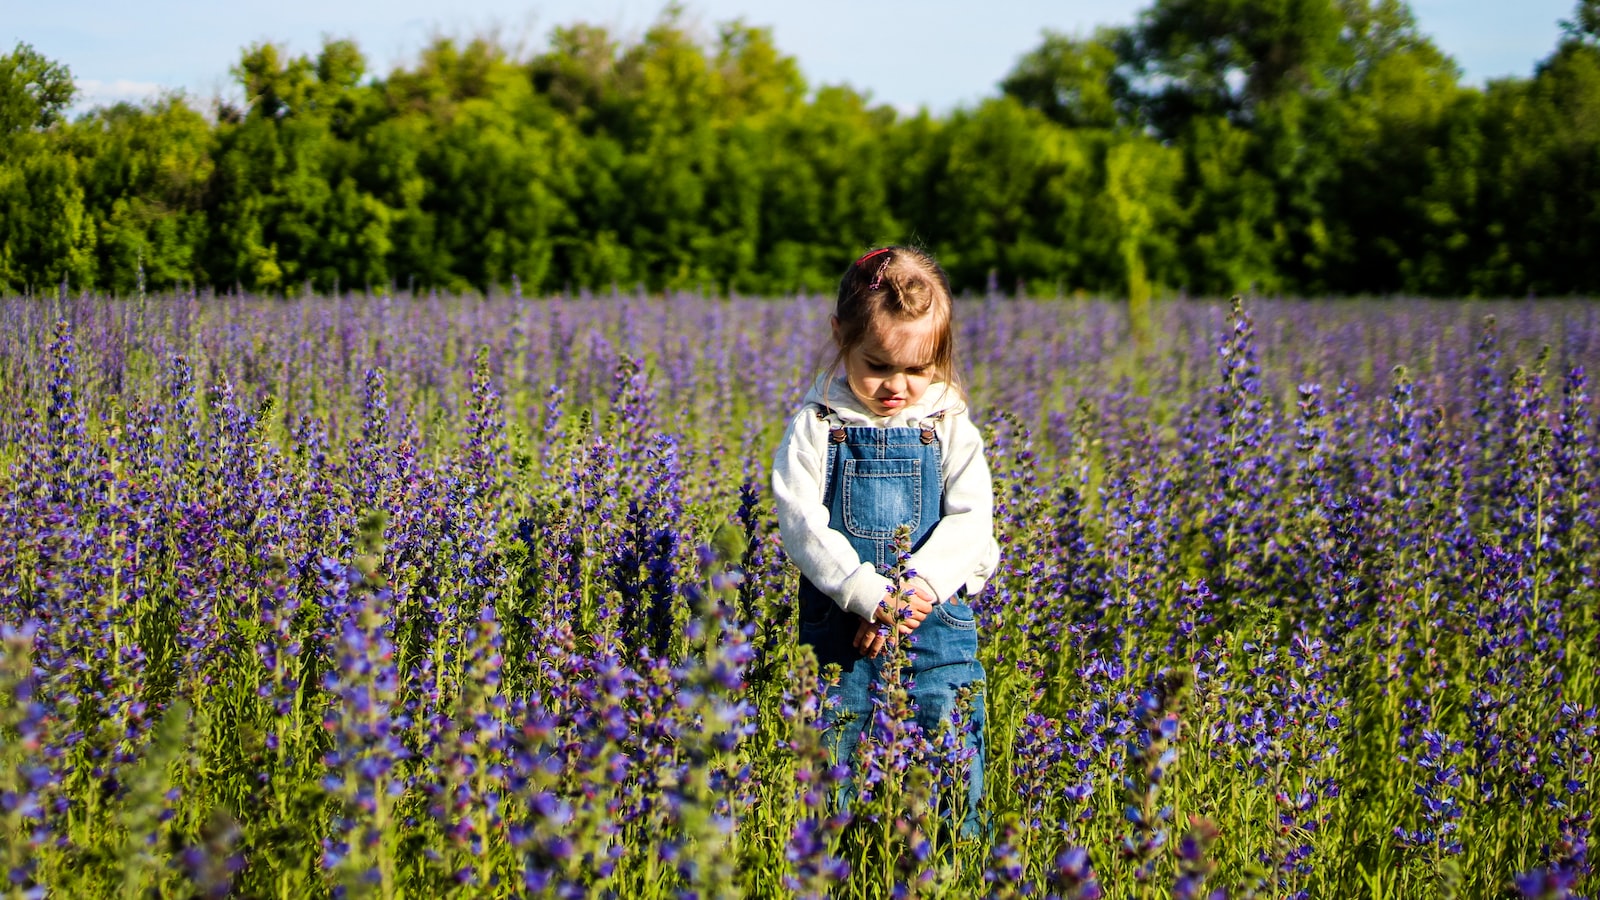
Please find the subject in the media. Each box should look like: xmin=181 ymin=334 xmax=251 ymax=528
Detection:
xmin=1117 ymin=0 xmax=1348 ymax=136
xmin=1563 ymin=0 xmax=1600 ymax=42
xmin=0 ymin=141 xmax=96 ymax=294
xmin=999 ymin=29 xmax=1126 ymax=130
xmin=917 ymin=97 xmax=1113 ymax=292
xmin=68 ymin=98 xmax=213 ymax=292
xmin=421 ymin=79 xmax=572 ymax=294
xmin=0 ymin=43 xmax=93 ymax=294
xmin=1066 ymin=0 xmax=1476 ymax=295
xmin=1173 ymin=116 xmax=1281 ymax=294
xmin=1473 ymin=29 xmax=1600 ymax=294
xmin=528 ymin=25 xmax=636 ymax=289
xmin=1315 ymin=5 xmax=1468 ymax=293
xmin=757 ymin=85 xmax=899 ymax=293
xmin=611 ymin=11 xmax=725 ymax=291
xmin=997 ymin=31 xmax=1189 ymax=304
xmin=206 ymin=39 xmax=395 ymax=293
xmin=1102 ymin=137 xmax=1183 ymax=334
xmin=0 ymin=41 xmax=74 ymax=136
xmin=5 ymin=3 xmax=1599 ymax=298
xmin=1122 ymin=0 xmax=1350 ymax=293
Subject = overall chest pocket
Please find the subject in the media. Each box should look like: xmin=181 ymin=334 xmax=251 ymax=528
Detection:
xmin=841 ymin=457 xmax=923 ymax=540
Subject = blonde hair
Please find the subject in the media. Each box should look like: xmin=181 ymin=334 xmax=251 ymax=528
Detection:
xmin=828 ymin=245 xmax=961 ymax=399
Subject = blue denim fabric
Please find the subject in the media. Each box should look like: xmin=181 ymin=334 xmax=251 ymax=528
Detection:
xmin=797 ymin=418 xmax=987 ymax=835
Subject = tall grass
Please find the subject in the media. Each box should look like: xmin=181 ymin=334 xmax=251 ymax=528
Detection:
xmin=0 ymin=291 xmax=1595 ymax=898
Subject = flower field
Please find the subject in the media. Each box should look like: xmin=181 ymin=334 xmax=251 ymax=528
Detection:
xmin=0 ymin=290 xmax=1596 ymax=899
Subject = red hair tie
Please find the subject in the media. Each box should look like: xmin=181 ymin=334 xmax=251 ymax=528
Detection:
xmin=856 ymin=248 xmax=892 ymax=290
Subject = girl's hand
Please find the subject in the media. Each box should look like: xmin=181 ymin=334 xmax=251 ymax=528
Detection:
xmin=857 ymin=584 xmax=939 ymax=655
xmin=876 ymin=586 xmax=936 ymax=636
xmin=854 ymin=616 xmax=889 ymax=657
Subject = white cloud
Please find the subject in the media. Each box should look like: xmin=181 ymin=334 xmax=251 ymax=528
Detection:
xmin=72 ymin=78 xmax=171 ymax=112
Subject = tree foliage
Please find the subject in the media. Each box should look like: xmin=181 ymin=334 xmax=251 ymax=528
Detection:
xmin=1 ymin=1 xmax=1599 ymax=297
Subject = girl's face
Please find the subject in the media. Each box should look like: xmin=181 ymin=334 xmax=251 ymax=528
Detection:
xmin=833 ymin=314 xmax=939 ymax=417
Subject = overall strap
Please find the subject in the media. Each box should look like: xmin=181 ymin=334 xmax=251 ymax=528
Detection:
xmin=812 ymin=405 xmax=843 ymax=504
xmin=812 ymin=404 xmax=847 ymax=444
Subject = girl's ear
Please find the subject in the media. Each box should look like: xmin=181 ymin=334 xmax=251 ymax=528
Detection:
xmin=830 ymin=315 xmax=842 ymax=348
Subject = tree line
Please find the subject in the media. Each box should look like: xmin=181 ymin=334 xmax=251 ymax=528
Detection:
xmin=3 ymin=0 xmax=1599 ymax=299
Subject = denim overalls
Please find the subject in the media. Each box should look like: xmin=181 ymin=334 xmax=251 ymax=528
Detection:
xmin=797 ymin=406 xmax=987 ymax=835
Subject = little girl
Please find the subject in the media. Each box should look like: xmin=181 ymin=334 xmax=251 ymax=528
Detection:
xmin=771 ymin=245 xmax=999 ymax=835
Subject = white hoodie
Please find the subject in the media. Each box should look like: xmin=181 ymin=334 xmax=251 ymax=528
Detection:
xmin=771 ymin=374 xmax=1002 ymax=621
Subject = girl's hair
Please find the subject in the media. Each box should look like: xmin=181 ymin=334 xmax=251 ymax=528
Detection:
xmin=829 ymin=245 xmax=962 ymax=397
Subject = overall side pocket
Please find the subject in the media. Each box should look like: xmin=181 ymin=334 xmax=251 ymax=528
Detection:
xmin=797 ymin=578 xmax=838 ymax=629
xmin=933 ymin=601 xmax=977 ymax=630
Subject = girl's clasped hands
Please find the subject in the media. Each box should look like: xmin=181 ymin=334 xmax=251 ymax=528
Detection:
xmin=852 ymin=583 xmax=937 ymax=657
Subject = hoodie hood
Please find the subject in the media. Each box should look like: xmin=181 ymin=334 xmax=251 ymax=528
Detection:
xmin=801 ymin=373 xmax=965 ymax=427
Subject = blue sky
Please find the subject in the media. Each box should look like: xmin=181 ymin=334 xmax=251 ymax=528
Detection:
xmin=8 ymin=0 xmax=1583 ymax=116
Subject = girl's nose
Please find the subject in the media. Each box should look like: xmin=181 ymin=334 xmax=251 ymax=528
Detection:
xmin=885 ymin=371 xmax=907 ymax=392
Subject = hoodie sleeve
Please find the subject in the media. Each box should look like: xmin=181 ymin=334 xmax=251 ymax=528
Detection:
xmin=771 ymin=409 xmax=893 ymax=620
xmin=906 ymin=410 xmax=1000 ymax=603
